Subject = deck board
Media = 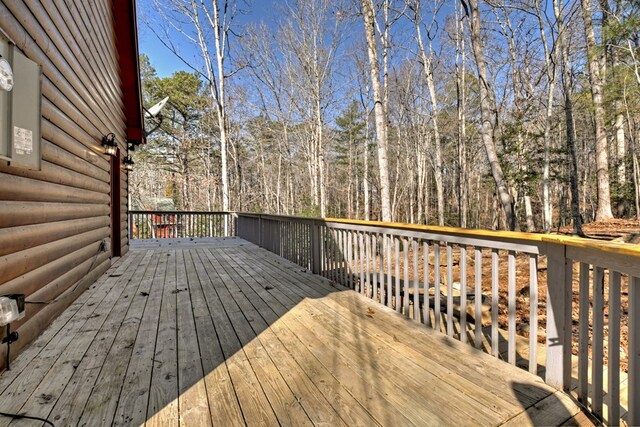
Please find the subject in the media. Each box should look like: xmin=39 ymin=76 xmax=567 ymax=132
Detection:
xmin=0 ymin=238 xmax=583 ymax=426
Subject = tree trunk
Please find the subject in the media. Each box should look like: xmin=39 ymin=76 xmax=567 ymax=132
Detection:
xmin=364 ymin=110 xmax=371 ymax=221
xmin=633 ymin=137 xmax=640 ymax=219
xmin=456 ymin=3 xmax=468 ymax=229
xmin=580 ymin=0 xmax=613 ymax=221
xmin=535 ymin=0 xmax=556 ymax=232
xmin=413 ymin=3 xmax=444 ymax=226
xmin=464 ymin=0 xmax=517 ymax=230
xmin=556 ymin=0 xmax=584 ymax=235
xmin=362 ymin=0 xmax=392 ymax=222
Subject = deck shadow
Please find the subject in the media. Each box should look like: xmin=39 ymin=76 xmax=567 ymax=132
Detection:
xmin=0 ymin=238 xmax=581 ymax=426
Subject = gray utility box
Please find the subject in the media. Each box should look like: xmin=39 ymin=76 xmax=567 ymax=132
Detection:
xmin=0 ymin=33 xmax=42 ymax=170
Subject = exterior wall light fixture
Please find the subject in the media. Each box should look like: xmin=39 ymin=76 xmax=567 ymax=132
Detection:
xmin=101 ymin=133 xmax=118 ymax=156
xmin=123 ymin=156 xmax=134 ymax=171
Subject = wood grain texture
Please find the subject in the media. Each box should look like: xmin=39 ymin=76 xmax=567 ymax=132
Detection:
xmin=0 ymin=238 xmax=589 ymax=426
xmin=0 ymin=0 xmax=130 ymax=370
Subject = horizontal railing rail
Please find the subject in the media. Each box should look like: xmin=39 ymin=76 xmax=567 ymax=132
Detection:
xmin=128 ymin=210 xmax=236 ymax=239
xmin=126 ymin=210 xmax=638 ymax=425
xmin=235 ymin=212 xmax=639 ymax=426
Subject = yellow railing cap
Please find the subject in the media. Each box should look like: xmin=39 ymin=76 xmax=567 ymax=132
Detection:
xmin=324 ymin=217 xmax=640 ymax=257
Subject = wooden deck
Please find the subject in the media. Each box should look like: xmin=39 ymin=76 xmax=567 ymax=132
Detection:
xmin=0 ymin=238 xmax=586 ymax=426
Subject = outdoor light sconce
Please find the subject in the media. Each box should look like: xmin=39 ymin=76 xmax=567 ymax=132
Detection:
xmin=123 ymin=155 xmax=134 ymax=171
xmin=101 ymin=133 xmax=118 ymax=156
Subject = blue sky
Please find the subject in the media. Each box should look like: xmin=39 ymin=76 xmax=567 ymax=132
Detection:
xmin=137 ymin=0 xmax=279 ymax=77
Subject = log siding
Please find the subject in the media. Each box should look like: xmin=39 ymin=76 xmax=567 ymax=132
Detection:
xmin=0 ymin=0 xmax=141 ymax=368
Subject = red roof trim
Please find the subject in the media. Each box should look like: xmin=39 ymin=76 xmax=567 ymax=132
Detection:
xmin=113 ymin=0 xmax=145 ymax=144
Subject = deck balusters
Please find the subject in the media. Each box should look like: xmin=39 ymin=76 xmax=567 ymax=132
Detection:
xmin=394 ymin=237 xmax=401 ymax=313
xmin=413 ymin=240 xmax=419 ymax=322
xmin=447 ymin=243 xmax=454 ymax=336
xmin=491 ymin=248 xmax=499 ymax=358
xmin=403 ymin=238 xmax=410 ymax=317
xmin=380 ymin=235 xmax=385 ymax=306
xmin=129 ymin=211 xmax=235 ymax=240
xmin=433 ymin=243 xmax=441 ymax=331
xmin=593 ymin=266 xmax=605 ymax=419
xmin=529 ymin=254 xmax=538 ymax=374
xmin=460 ymin=245 xmax=467 ymax=343
xmin=424 ymin=241 xmax=431 ymax=328
xmin=508 ymin=251 xmax=516 ymax=365
xmin=360 ymin=232 xmax=365 ymax=295
xmin=372 ymin=234 xmax=377 ymax=301
xmin=387 ymin=236 xmax=393 ymax=309
xmin=609 ymin=271 xmax=621 ymax=424
xmin=474 ymin=248 xmax=482 ymax=349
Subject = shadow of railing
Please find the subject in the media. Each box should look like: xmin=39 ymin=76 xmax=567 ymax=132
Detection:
xmin=137 ymin=239 xmax=401 ymax=426
xmin=234 ymin=212 xmax=639 ymax=427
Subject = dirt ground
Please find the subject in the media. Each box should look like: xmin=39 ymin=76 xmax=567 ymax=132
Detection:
xmin=556 ymin=219 xmax=639 ymax=373
xmin=468 ymin=218 xmax=638 ymax=373
xmin=350 ymin=218 xmax=639 ymax=373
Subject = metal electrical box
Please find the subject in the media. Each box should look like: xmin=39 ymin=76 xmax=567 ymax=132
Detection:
xmin=0 ymin=33 xmax=42 ymax=170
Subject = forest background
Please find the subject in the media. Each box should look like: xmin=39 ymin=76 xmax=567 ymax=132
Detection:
xmin=131 ymin=0 xmax=640 ymax=234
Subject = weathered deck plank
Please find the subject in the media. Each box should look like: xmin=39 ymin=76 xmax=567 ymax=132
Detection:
xmin=145 ymin=249 xmax=179 ymax=427
xmin=0 ymin=238 xmax=584 ymax=426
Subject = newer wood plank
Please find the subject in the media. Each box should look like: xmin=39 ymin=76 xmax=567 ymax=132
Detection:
xmin=202 ymin=247 xmax=314 ymax=426
xmin=237 ymin=246 xmax=515 ymax=424
xmin=247 ymin=244 xmax=554 ymax=411
xmin=187 ymin=249 xmax=245 ymax=427
xmin=211 ymin=247 xmax=375 ymax=426
xmin=195 ymin=249 xmax=280 ymax=426
xmin=220 ymin=246 xmax=433 ymax=426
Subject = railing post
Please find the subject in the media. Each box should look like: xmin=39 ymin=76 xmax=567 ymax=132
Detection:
xmin=232 ymin=213 xmax=238 ymax=237
xmin=128 ymin=212 xmax=133 ymax=240
xmin=311 ymin=221 xmax=320 ymax=274
xmin=629 ymin=276 xmax=640 ymax=425
xmin=258 ymin=215 xmax=263 ymax=247
xmin=544 ymin=242 xmax=572 ymax=391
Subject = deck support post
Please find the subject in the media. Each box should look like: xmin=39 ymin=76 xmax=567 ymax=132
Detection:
xmin=311 ymin=221 xmax=320 ymax=275
xmin=629 ymin=277 xmax=640 ymax=426
xmin=544 ymin=242 xmax=572 ymax=391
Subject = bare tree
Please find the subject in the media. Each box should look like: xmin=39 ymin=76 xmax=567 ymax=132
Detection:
xmin=362 ymin=0 xmax=393 ymax=222
xmin=455 ymin=1 xmax=469 ymax=228
xmin=408 ymin=0 xmax=445 ymax=226
xmin=556 ymin=0 xmax=584 ymax=235
xmin=279 ymin=0 xmax=341 ymax=217
xmin=533 ymin=0 xmax=557 ymax=232
xmin=463 ymin=0 xmax=518 ymax=230
xmin=580 ymin=0 xmax=614 ymax=220
xmin=151 ymin=0 xmax=242 ymax=213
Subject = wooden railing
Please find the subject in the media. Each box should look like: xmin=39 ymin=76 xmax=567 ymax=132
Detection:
xmin=128 ymin=211 xmax=235 ymax=239
xmin=235 ymin=213 xmax=639 ymax=426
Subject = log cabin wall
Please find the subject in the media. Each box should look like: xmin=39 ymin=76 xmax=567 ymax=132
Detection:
xmin=0 ymin=0 xmax=142 ymax=368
